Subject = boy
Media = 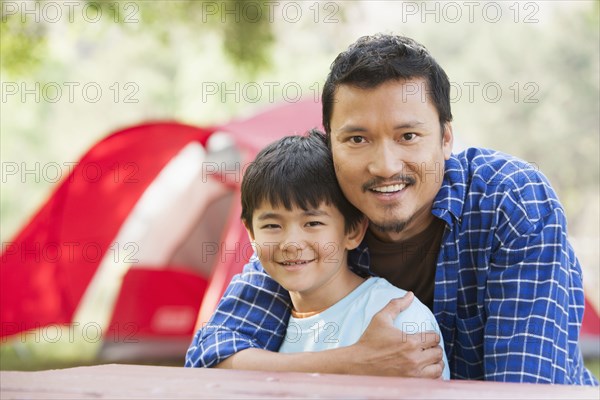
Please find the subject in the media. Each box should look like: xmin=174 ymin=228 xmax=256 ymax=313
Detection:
xmin=210 ymin=129 xmax=450 ymax=379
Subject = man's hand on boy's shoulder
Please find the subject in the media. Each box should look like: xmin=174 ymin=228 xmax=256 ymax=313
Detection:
xmin=347 ymin=292 xmax=445 ymax=378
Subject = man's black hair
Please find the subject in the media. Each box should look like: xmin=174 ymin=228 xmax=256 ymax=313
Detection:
xmin=322 ymin=34 xmax=453 ymax=135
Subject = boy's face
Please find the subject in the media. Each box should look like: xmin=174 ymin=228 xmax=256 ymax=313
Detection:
xmin=246 ymin=201 xmax=366 ymax=300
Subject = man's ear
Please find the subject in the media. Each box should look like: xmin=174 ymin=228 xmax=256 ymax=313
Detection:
xmin=345 ymin=217 xmax=368 ymax=251
xmin=442 ymin=122 xmax=453 ymax=160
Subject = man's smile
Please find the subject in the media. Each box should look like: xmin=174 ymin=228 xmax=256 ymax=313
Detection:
xmin=369 ymin=183 xmax=407 ymax=194
xmin=362 ymin=175 xmax=416 ymax=195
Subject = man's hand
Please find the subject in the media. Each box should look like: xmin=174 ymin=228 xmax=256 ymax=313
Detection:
xmin=348 ymin=292 xmax=445 ymax=378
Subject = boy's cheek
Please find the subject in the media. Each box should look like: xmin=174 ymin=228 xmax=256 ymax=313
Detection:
xmin=252 ymin=241 xmax=266 ymax=262
xmin=321 ymin=242 xmax=342 ymax=264
xmin=254 ymin=242 xmax=276 ymax=262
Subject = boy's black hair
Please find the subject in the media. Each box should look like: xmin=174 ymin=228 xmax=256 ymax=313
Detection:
xmin=241 ymin=129 xmax=363 ymax=234
xmin=322 ymin=34 xmax=452 ymax=135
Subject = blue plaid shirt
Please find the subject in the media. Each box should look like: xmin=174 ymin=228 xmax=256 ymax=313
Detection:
xmin=185 ymin=148 xmax=598 ymax=385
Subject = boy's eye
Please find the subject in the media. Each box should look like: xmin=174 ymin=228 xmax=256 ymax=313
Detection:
xmin=306 ymin=221 xmax=324 ymax=227
xmin=261 ymin=224 xmax=280 ymax=230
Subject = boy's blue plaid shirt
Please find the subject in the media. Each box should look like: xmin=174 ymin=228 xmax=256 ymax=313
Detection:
xmin=185 ymin=148 xmax=598 ymax=385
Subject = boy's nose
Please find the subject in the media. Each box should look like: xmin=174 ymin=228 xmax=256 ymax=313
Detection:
xmin=279 ymin=229 xmax=307 ymax=254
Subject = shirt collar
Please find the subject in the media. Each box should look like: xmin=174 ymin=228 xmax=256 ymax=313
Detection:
xmin=431 ymin=153 xmax=467 ymax=225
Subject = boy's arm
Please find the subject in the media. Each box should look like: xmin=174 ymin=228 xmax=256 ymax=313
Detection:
xmin=186 ymin=259 xmax=444 ymax=377
xmin=185 ymin=256 xmax=290 ymax=368
xmin=217 ymin=295 xmax=445 ymax=378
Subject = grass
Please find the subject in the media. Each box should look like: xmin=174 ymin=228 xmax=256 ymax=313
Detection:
xmin=586 ymin=358 xmax=600 ymax=381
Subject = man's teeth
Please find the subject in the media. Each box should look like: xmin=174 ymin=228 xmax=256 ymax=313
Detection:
xmin=371 ymin=184 xmax=406 ymax=193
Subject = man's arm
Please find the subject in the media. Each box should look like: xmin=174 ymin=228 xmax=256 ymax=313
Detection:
xmin=186 ymin=258 xmax=444 ymax=377
xmin=217 ymin=295 xmax=445 ymax=378
xmin=483 ymin=180 xmax=598 ymax=385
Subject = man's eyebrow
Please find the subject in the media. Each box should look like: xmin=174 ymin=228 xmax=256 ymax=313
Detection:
xmin=393 ymin=120 xmax=425 ymax=129
xmin=337 ymin=121 xmax=425 ymax=133
xmin=338 ymin=125 xmax=368 ymax=133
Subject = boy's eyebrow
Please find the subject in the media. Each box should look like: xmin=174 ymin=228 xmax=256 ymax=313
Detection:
xmin=256 ymin=212 xmax=281 ymax=221
xmin=303 ymin=209 xmax=330 ymax=217
xmin=256 ymin=209 xmax=330 ymax=220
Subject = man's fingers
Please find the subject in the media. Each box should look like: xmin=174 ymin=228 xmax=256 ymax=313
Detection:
xmin=418 ymin=345 xmax=444 ymax=379
xmin=417 ymin=330 xmax=441 ymax=348
xmin=420 ymin=343 xmax=444 ymax=364
xmin=420 ymin=359 xmax=445 ymax=379
xmin=376 ymin=292 xmax=414 ymax=321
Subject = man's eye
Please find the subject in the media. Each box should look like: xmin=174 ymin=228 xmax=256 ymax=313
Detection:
xmin=349 ymin=136 xmax=365 ymax=144
xmin=403 ymin=133 xmax=416 ymax=141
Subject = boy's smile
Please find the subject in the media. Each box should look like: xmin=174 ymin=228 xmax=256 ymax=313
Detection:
xmin=278 ymin=259 xmax=315 ymax=270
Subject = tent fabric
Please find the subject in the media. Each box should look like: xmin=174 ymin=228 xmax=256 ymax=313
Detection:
xmin=218 ymin=99 xmax=322 ymax=153
xmin=107 ymin=267 xmax=208 ymax=339
xmin=582 ymin=298 xmax=600 ymax=336
xmin=1 ymin=123 xmax=213 ymax=337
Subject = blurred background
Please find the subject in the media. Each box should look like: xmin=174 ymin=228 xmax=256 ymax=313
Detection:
xmin=1 ymin=0 xmax=598 ymax=375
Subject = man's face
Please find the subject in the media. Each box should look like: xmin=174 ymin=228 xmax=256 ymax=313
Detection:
xmin=330 ymin=79 xmax=453 ymax=242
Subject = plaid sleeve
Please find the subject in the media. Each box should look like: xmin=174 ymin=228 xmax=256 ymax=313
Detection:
xmin=483 ymin=178 xmax=596 ymax=384
xmin=185 ymin=256 xmax=291 ymax=368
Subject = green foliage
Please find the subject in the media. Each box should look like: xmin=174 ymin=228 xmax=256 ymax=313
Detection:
xmin=0 ymin=2 xmax=47 ymax=77
xmin=0 ymin=0 xmax=275 ymax=78
xmin=222 ymin=1 xmax=274 ymax=74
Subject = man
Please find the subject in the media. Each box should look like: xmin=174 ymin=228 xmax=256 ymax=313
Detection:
xmin=186 ymin=34 xmax=598 ymax=385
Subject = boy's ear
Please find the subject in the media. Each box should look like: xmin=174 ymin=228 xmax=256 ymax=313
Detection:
xmin=242 ymin=219 xmax=255 ymax=241
xmin=345 ymin=217 xmax=368 ymax=250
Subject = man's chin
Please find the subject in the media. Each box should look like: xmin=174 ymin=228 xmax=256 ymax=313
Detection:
xmin=369 ymin=217 xmax=412 ymax=234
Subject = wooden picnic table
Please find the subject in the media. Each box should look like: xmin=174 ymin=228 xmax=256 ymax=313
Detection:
xmin=1 ymin=363 xmax=598 ymax=399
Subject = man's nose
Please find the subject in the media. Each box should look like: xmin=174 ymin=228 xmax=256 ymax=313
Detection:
xmin=367 ymin=142 xmax=404 ymax=178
